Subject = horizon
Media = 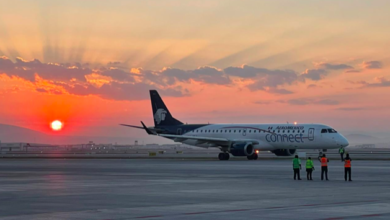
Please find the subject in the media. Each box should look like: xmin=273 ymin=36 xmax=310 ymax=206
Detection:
xmin=1 ymin=0 xmax=390 ymax=144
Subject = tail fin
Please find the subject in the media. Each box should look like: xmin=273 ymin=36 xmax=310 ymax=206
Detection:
xmin=150 ymin=90 xmax=183 ymax=127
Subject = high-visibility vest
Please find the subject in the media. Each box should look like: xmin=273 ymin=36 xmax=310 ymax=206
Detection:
xmin=321 ymin=157 xmax=328 ymax=167
xmin=306 ymin=160 xmax=313 ymax=169
xmin=344 ymin=159 xmax=351 ymax=168
xmin=293 ymin=158 xmax=301 ymax=169
xmin=339 ymin=148 xmax=344 ymax=153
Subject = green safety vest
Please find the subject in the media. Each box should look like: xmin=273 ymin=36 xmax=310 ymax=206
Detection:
xmin=339 ymin=148 xmax=344 ymax=153
xmin=293 ymin=158 xmax=301 ymax=169
xmin=306 ymin=159 xmax=314 ymax=169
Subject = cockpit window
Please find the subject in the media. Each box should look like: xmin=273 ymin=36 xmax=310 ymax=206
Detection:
xmin=321 ymin=129 xmax=328 ymax=133
xmin=328 ymin=129 xmax=337 ymax=133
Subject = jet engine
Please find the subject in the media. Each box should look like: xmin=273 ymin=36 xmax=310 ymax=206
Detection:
xmin=272 ymin=149 xmax=296 ymax=156
xmin=230 ymin=143 xmax=254 ymax=156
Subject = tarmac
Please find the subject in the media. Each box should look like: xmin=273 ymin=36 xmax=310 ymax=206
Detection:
xmin=1 ymin=159 xmax=390 ymax=219
xmin=2 ymin=147 xmax=390 ymax=159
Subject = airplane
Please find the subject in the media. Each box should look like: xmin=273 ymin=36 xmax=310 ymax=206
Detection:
xmin=121 ymin=90 xmax=349 ymax=160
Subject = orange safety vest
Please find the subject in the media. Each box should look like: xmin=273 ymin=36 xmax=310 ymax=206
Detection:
xmin=344 ymin=159 xmax=351 ymax=168
xmin=321 ymin=157 xmax=328 ymax=167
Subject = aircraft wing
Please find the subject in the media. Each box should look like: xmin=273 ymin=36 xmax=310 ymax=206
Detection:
xmin=159 ymin=134 xmax=260 ymax=146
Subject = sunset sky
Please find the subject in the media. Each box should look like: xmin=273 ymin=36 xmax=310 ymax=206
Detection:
xmin=1 ymin=0 xmax=390 ymax=143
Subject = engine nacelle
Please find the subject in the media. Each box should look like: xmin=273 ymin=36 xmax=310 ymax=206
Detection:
xmin=272 ymin=149 xmax=296 ymax=156
xmin=230 ymin=143 xmax=254 ymax=156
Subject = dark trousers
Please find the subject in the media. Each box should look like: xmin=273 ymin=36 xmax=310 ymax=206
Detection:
xmin=345 ymin=167 xmax=351 ymax=181
xmin=340 ymin=153 xmax=344 ymax=161
xmin=306 ymin=168 xmax=313 ymax=180
xmin=321 ymin=166 xmax=328 ymax=180
xmin=293 ymin=168 xmax=301 ymax=180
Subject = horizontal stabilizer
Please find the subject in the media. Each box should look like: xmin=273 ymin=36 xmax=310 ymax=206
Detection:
xmin=141 ymin=121 xmax=156 ymax=135
xmin=120 ymin=124 xmax=144 ymax=129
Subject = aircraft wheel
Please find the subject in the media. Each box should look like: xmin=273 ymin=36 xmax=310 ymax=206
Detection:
xmin=253 ymin=153 xmax=258 ymax=160
xmin=218 ymin=153 xmax=224 ymax=160
xmin=224 ymin=153 xmax=230 ymax=160
xmin=247 ymin=155 xmax=253 ymax=160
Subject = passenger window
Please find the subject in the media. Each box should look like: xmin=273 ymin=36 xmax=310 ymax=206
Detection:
xmin=239 ymin=130 xmax=241 ymax=133
xmin=321 ymin=129 xmax=328 ymax=133
xmin=283 ymin=130 xmax=285 ymax=133
xmin=292 ymin=130 xmax=295 ymax=133
xmin=249 ymin=130 xmax=252 ymax=133
xmin=302 ymin=130 xmax=305 ymax=133
xmin=234 ymin=130 xmax=236 ymax=133
xmin=287 ymin=130 xmax=290 ymax=133
xmin=278 ymin=130 xmax=280 ymax=133
xmin=273 ymin=130 xmax=275 ymax=133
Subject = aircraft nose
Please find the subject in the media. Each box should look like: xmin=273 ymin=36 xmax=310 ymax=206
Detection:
xmin=338 ymin=136 xmax=349 ymax=147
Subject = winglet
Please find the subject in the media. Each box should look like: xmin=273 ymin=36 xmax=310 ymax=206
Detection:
xmin=141 ymin=121 xmax=155 ymax=135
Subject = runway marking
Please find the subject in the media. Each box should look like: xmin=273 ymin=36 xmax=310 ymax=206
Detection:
xmin=135 ymin=215 xmax=164 ymax=219
xmin=360 ymin=214 xmax=382 ymax=217
xmin=322 ymin=213 xmax=387 ymax=219
xmin=133 ymin=199 xmax=382 ymax=219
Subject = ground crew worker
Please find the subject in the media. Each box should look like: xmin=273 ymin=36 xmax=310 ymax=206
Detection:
xmin=292 ymin=155 xmax=302 ymax=180
xmin=320 ymin=154 xmax=329 ymax=181
xmin=344 ymin=154 xmax=352 ymax=181
xmin=306 ymin=157 xmax=314 ymax=180
xmin=339 ymin=147 xmax=345 ymax=161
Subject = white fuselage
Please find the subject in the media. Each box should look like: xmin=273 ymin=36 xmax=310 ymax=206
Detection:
xmin=180 ymin=123 xmax=349 ymax=151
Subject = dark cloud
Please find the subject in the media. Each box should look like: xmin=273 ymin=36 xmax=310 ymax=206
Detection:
xmin=307 ymin=84 xmax=318 ymax=88
xmin=100 ymin=68 xmax=136 ymax=82
xmin=163 ymin=66 xmax=231 ymax=85
xmin=254 ymin=100 xmax=273 ymax=105
xmin=267 ymin=88 xmax=293 ymax=94
xmin=1 ymin=56 xmax=351 ymax=100
xmin=316 ymin=99 xmax=339 ymax=105
xmin=300 ymin=69 xmax=327 ymax=81
xmin=317 ymin=63 xmax=353 ymax=70
xmin=36 ymin=88 xmax=47 ymax=93
xmin=361 ymin=77 xmax=390 ymax=87
xmin=345 ymin=69 xmax=360 ymax=73
xmin=144 ymin=66 xmax=231 ymax=86
xmin=56 ymin=82 xmax=185 ymax=101
xmin=362 ymin=61 xmax=382 ymax=69
xmin=286 ymin=98 xmax=339 ymax=105
xmin=225 ymin=65 xmax=298 ymax=92
xmin=0 ymin=57 xmax=89 ymax=82
xmin=335 ymin=107 xmax=364 ymax=111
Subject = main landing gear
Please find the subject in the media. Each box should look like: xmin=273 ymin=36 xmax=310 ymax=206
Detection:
xmin=218 ymin=152 xmax=230 ymax=160
xmin=247 ymin=153 xmax=258 ymax=160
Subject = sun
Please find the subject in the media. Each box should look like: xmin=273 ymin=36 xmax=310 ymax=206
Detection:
xmin=51 ymin=120 xmax=63 ymax=131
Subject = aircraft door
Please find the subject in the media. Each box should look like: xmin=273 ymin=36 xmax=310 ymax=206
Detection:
xmin=308 ymin=128 xmax=315 ymax=141
xmin=177 ymin=128 xmax=182 ymax=135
